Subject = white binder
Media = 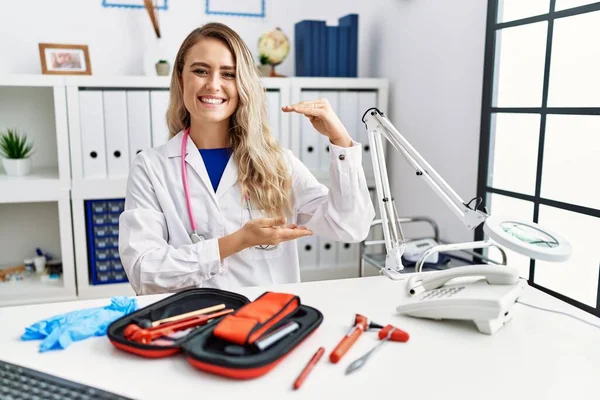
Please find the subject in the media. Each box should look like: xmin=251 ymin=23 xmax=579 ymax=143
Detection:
xmin=318 ymin=237 xmax=337 ymax=268
xmin=297 ymin=236 xmax=318 ymax=269
xmin=102 ymin=91 xmax=130 ymax=178
xmin=150 ymin=90 xmax=170 ymax=147
xmin=318 ymin=91 xmax=339 ymax=174
xmin=358 ymin=91 xmax=377 ymax=178
xmin=338 ymin=242 xmax=359 ymax=268
xmin=339 ymin=90 xmax=359 ymax=151
xmin=266 ymin=90 xmax=281 ymax=144
xmin=300 ymin=90 xmax=320 ymax=171
xmin=79 ymin=90 xmax=107 ymax=179
xmin=127 ymin=90 xmax=152 ymax=162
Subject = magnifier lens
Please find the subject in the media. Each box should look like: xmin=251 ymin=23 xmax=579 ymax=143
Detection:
xmin=499 ymin=221 xmax=559 ymax=249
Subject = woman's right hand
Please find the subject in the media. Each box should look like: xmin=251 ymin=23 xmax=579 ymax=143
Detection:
xmin=241 ymin=217 xmax=313 ymax=248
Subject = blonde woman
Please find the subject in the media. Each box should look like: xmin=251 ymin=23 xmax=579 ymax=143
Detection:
xmin=119 ymin=23 xmax=375 ymax=295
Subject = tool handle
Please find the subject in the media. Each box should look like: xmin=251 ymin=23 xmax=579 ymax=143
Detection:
xmin=140 ymin=309 xmax=233 ymax=343
xmin=329 ymin=326 xmax=363 ymax=363
xmin=152 ymin=304 xmax=226 ymax=327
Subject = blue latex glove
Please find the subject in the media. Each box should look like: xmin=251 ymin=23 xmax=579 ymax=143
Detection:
xmin=21 ymin=296 xmax=138 ymax=352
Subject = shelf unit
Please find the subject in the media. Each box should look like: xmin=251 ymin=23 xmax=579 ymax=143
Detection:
xmin=0 ymin=74 xmax=388 ymax=306
xmin=65 ymin=76 xmax=172 ymax=300
xmin=0 ymin=75 xmax=76 ymax=307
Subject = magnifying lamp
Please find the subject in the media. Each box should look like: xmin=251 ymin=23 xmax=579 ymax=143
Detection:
xmin=361 ymin=108 xmax=572 ymax=279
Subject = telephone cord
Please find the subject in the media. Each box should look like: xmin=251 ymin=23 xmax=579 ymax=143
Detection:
xmin=515 ymin=300 xmax=600 ymax=330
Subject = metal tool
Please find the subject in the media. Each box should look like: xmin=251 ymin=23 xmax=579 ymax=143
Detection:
xmin=255 ymin=321 xmax=300 ymax=351
xmin=345 ymin=327 xmax=396 ymax=375
xmin=345 ymin=324 xmax=410 ymax=375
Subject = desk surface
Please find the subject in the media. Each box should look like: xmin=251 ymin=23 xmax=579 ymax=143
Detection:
xmin=0 ymin=276 xmax=599 ymax=400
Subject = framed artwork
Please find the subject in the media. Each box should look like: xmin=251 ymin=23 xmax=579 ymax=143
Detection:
xmin=101 ymin=0 xmax=168 ymax=10
xmin=38 ymin=43 xmax=92 ymax=75
xmin=205 ymin=0 xmax=265 ymax=18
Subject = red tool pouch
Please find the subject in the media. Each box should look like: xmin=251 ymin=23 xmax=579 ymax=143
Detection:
xmin=107 ymin=288 xmax=322 ymax=380
xmin=212 ymin=292 xmax=300 ymax=345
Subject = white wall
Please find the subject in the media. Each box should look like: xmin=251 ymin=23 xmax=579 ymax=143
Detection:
xmin=0 ymin=0 xmax=488 ymax=244
xmin=371 ymin=0 xmax=488 ymax=244
xmin=0 ymin=0 xmax=382 ymax=77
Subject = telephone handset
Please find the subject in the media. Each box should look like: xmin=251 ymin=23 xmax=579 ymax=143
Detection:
xmin=397 ymin=265 xmax=527 ymax=335
xmin=406 ymin=265 xmax=520 ymax=295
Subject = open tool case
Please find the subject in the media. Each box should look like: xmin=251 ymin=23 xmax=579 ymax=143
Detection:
xmin=107 ymin=288 xmax=323 ymax=379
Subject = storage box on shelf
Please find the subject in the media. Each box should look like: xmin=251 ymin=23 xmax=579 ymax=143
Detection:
xmin=0 ymin=75 xmax=76 ymax=307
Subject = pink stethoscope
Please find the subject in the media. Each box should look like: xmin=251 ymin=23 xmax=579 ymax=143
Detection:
xmin=181 ymin=129 xmax=277 ymax=250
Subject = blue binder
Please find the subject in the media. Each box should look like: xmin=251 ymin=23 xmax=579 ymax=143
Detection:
xmin=310 ymin=21 xmax=327 ymax=76
xmin=327 ymin=26 xmax=338 ymax=77
xmin=295 ymin=20 xmax=317 ymax=76
xmin=338 ymin=25 xmax=350 ymax=77
xmin=339 ymin=14 xmax=358 ymax=77
xmin=294 ymin=14 xmax=359 ymax=77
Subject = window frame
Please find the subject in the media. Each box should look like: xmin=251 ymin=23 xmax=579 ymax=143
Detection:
xmin=477 ymin=0 xmax=600 ymax=317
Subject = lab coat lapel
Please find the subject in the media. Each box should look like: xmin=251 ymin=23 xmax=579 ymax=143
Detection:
xmin=215 ymin=155 xmax=238 ymax=199
xmin=183 ymin=137 xmax=216 ymax=200
xmin=167 ymin=131 xmax=217 ymax=202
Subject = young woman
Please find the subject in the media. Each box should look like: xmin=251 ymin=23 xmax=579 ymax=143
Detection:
xmin=119 ymin=22 xmax=375 ymax=295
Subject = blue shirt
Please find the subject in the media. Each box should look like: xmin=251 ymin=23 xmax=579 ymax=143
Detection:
xmin=199 ymin=148 xmax=232 ymax=192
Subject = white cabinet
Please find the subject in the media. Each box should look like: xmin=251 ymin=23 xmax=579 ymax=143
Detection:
xmin=0 ymin=75 xmax=388 ymax=305
xmin=0 ymin=76 xmax=76 ymax=306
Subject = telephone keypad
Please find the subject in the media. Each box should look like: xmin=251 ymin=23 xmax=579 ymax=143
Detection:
xmin=420 ymin=286 xmax=465 ymax=300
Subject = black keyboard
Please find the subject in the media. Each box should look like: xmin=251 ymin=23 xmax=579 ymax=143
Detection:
xmin=0 ymin=359 xmax=133 ymax=400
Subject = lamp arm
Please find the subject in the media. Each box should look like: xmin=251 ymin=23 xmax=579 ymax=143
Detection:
xmin=362 ymin=108 xmax=489 ymax=274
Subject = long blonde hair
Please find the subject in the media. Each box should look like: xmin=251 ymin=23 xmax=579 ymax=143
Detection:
xmin=167 ymin=23 xmax=291 ymax=217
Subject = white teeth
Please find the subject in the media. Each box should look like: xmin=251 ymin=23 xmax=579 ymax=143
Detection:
xmin=200 ymin=97 xmax=225 ymax=105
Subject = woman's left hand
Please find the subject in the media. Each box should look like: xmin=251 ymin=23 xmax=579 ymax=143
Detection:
xmin=282 ymin=99 xmax=353 ymax=147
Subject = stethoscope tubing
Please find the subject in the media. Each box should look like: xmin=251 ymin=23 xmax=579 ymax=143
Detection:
xmin=181 ymin=129 xmax=276 ymax=250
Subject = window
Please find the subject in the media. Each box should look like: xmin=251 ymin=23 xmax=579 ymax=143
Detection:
xmin=478 ymin=0 xmax=600 ymax=317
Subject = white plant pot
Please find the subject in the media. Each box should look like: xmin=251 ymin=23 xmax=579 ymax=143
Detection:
xmin=2 ymin=158 xmax=32 ymax=177
xmin=257 ymin=64 xmax=271 ymax=77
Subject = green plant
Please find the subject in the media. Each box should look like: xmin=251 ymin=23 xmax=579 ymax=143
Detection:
xmin=259 ymin=54 xmax=270 ymax=65
xmin=157 ymin=59 xmax=169 ymax=64
xmin=0 ymin=128 xmax=34 ymax=159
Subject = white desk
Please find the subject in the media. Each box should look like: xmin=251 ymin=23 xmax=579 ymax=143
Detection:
xmin=0 ymin=276 xmax=599 ymax=400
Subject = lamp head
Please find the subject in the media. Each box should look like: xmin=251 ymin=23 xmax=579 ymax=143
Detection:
xmin=483 ymin=215 xmax=572 ymax=262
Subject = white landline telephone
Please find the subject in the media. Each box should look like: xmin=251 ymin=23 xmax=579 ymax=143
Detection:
xmin=396 ymin=265 xmax=527 ymax=335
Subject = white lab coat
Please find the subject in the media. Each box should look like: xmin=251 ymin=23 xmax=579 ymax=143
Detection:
xmin=119 ymin=130 xmax=375 ymax=295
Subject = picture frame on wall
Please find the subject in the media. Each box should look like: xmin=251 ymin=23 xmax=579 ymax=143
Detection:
xmin=101 ymin=0 xmax=168 ymax=10
xmin=38 ymin=43 xmax=92 ymax=75
xmin=205 ymin=0 xmax=265 ymax=18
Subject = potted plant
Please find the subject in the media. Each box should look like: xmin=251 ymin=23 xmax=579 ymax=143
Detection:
xmin=0 ymin=128 xmax=34 ymax=176
xmin=155 ymin=59 xmax=170 ymax=76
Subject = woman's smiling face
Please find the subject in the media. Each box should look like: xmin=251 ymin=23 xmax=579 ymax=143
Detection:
xmin=182 ymin=37 xmax=239 ymax=125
